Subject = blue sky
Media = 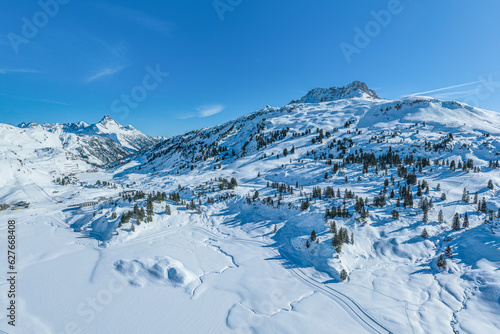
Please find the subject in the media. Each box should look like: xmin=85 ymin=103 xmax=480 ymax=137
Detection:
xmin=1 ymin=0 xmax=500 ymax=137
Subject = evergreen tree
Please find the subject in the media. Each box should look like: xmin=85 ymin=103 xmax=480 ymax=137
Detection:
xmin=451 ymin=213 xmax=461 ymax=231
xmin=480 ymin=198 xmax=488 ymax=213
xmin=437 ymin=254 xmax=447 ymax=269
xmin=441 ymin=193 xmax=447 ymax=201
xmin=421 ymin=228 xmax=429 ymax=239
xmin=445 ymin=245 xmax=453 ymax=259
xmin=462 ymin=188 xmax=470 ymax=203
xmin=487 ymin=179 xmax=494 ymax=190
xmin=300 ymin=198 xmax=310 ymax=211
xmin=310 ymin=230 xmax=317 ymax=242
xmin=462 ymin=212 xmax=469 ymax=228
xmin=340 ymin=269 xmax=348 ymax=281
xmin=147 ymin=197 xmax=154 ymax=217
xmin=438 ymin=209 xmax=444 ymax=224
xmin=165 ymin=204 xmax=171 ymax=215
xmin=423 ymin=209 xmax=429 ymax=224
xmin=329 ymin=220 xmax=337 ymax=234
xmin=306 ymin=240 xmax=310 ymax=248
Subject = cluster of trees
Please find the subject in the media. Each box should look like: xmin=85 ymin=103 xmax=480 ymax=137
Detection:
xmin=330 ymin=221 xmax=353 ymax=253
xmin=324 ymin=205 xmax=351 ymax=219
xmin=217 ymin=177 xmax=238 ymax=190
xmin=95 ymin=180 xmax=117 ymax=188
xmin=269 ymin=181 xmax=294 ymax=195
xmin=119 ymin=204 xmax=146 ymax=227
xmin=56 ymin=176 xmax=71 ymax=186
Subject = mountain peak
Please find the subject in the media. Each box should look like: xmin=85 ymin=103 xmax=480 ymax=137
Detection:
xmin=291 ymin=81 xmax=379 ymax=104
xmin=99 ymin=115 xmax=118 ymax=125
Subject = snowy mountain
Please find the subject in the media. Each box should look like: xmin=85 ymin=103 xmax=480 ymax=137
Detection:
xmin=2 ymin=82 xmax=500 ymax=334
xmin=290 ymin=80 xmax=380 ymax=103
xmin=19 ymin=115 xmax=157 ymax=153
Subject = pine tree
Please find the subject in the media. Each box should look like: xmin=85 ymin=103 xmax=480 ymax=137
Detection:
xmin=306 ymin=240 xmax=310 ymax=248
xmin=437 ymin=254 xmax=447 ymax=269
xmin=423 ymin=209 xmax=429 ymax=224
xmin=329 ymin=221 xmax=337 ymax=234
xmin=441 ymin=193 xmax=447 ymax=201
xmin=165 ymin=204 xmax=171 ymax=215
xmin=438 ymin=209 xmax=444 ymax=224
xmin=462 ymin=212 xmax=469 ymax=228
xmin=310 ymin=230 xmax=317 ymax=241
xmin=487 ymin=179 xmax=494 ymax=190
xmin=451 ymin=213 xmax=461 ymax=231
xmin=480 ymin=198 xmax=488 ymax=213
xmin=391 ymin=210 xmax=399 ymax=220
xmin=146 ymin=196 xmax=154 ymax=222
xmin=436 ymin=183 xmax=441 ymax=191
xmin=421 ymin=228 xmax=429 ymax=239
xmin=462 ymin=188 xmax=470 ymax=203
xmin=340 ymin=269 xmax=348 ymax=281
xmin=445 ymin=245 xmax=453 ymax=259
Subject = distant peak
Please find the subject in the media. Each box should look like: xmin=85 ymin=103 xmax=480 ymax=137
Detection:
xmin=100 ymin=115 xmax=116 ymax=123
xmin=291 ymin=81 xmax=379 ymax=104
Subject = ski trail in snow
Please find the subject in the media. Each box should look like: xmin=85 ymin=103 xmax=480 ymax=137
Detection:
xmin=187 ymin=223 xmax=392 ymax=334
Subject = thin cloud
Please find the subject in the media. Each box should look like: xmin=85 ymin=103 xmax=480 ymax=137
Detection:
xmin=0 ymin=67 xmax=39 ymax=74
xmin=176 ymin=113 xmax=195 ymax=120
xmin=407 ymin=81 xmax=481 ymax=96
xmin=97 ymin=3 xmax=176 ymax=36
xmin=176 ymin=105 xmax=225 ymax=119
xmin=0 ymin=93 xmax=70 ymax=106
xmin=86 ymin=66 xmax=126 ymax=83
xmin=197 ymin=105 xmax=225 ymax=117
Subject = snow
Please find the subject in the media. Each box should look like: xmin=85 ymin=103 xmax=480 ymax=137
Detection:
xmin=1 ymin=83 xmax=500 ymax=333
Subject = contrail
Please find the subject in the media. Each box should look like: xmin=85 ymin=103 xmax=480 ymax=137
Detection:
xmin=407 ymin=81 xmax=481 ymax=96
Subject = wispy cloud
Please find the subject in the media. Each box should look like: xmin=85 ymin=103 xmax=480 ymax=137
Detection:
xmin=407 ymin=81 xmax=481 ymax=97
xmin=0 ymin=67 xmax=39 ymax=74
xmin=177 ymin=104 xmax=225 ymax=119
xmin=97 ymin=3 xmax=176 ymax=36
xmin=197 ymin=104 xmax=225 ymax=117
xmin=0 ymin=93 xmax=70 ymax=106
xmin=86 ymin=66 xmax=127 ymax=83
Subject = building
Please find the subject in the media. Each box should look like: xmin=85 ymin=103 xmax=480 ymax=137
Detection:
xmin=78 ymin=201 xmax=98 ymax=208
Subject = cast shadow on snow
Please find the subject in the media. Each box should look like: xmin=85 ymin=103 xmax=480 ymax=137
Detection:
xmin=213 ymin=201 xmax=341 ymax=281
